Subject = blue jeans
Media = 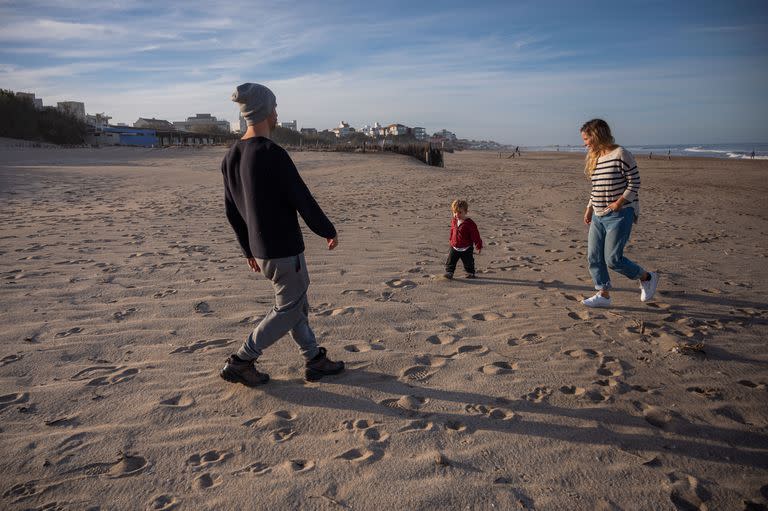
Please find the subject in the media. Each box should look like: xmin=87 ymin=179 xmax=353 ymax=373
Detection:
xmin=587 ymin=208 xmax=644 ymax=291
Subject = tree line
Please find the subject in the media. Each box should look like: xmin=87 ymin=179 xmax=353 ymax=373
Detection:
xmin=0 ymin=89 xmax=88 ymax=145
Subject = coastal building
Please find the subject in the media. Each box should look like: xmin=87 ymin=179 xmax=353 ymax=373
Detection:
xmin=300 ymin=128 xmax=317 ymax=135
xmin=86 ymin=126 xmax=158 ymax=147
xmin=278 ymin=120 xmax=298 ymax=131
xmin=86 ymin=113 xmax=112 ymax=128
xmin=15 ymin=92 xmax=43 ymax=109
xmin=134 ymin=117 xmax=175 ymax=130
xmin=173 ymin=113 xmax=230 ymax=133
xmin=413 ymin=127 xmax=427 ymax=140
xmin=387 ymin=123 xmax=408 ymax=136
xmin=433 ymin=129 xmax=457 ymax=141
xmin=332 ymin=121 xmax=353 ymax=138
xmin=57 ymin=101 xmax=86 ymax=120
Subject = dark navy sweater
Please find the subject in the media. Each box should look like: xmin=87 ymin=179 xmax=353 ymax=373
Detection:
xmin=222 ymin=137 xmax=336 ymax=259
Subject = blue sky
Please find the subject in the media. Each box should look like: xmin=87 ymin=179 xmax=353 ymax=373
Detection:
xmin=1 ymin=0 xmax=766 ymax=145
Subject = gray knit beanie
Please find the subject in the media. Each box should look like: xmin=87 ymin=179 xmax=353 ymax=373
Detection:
xmin=231 ymin=83 xmax=276 ymax=126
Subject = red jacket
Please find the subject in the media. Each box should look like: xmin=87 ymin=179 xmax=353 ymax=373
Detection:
xmin=449 ymin=217 xmax=482 ymax=250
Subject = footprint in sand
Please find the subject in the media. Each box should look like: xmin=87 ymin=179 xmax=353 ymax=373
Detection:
xmin=737 ymin=380 xmax=767 ymax=390
xmin=159 ymin=394 xmax=195 ymax=408
xmin=596 ymin=357 xmax=624 ymax=378
xmin=44 ymin=416 xmax=80 ymax=428
xmin=452 ymin=345 xmax=490 ymax=357
xmin=341 ymin=419 xmax=390 ymax=442
xmin=343 ymin=340 xmax=385 ymax=352
xmin=567 ymin=310 xmax=593 ymax=321
xmin=54 ymin=327 xmax=83 ymax=338
xmin=86 ymin=367 xmax=139 ymax=386
xmin=112 ymin=308 xmax=137 ymax=321
xmin=170 ymin=338 xmax=232 ymax=354
xmin=471 ymin=312 xmax=508 ymax=321
xmin=398 ymin=419 xmax=436 ymax=432
xmin=559 ymin=385 xmax=587 ymax=396
xmin=232 ymin=461 xmax=272 ymax=476
xmin=0 ymin=392 xmax=29 ymax=411
xmin=643 ymin=405 xmax=672 ymax=429
xmin=509 ymin=333 xmax=544 ymax=347
xmin=563 ymin=348 xmax=602 ymax=359
xmin=685 ymin=387 xmax=723 ymax=400
xmin=426 ymin=333 xmax=459 ymax=345
xmin=194 ymin=472 xmax=223 ymax=489
xmin=336 ymin=447 xmax=382 ymax=463
xmin=385 ymin=278 xmax=417 ymax=290
xmin=666 ymin=472 xmax=711 ymax=511
xmin=153 ymin=289 xmax=177 ymax=299
xmin=107 ymin=454 xmax=149 ymax=478
xmin=400 ymin=365 xmax=437 ymax=382
xmin=284 ymin=459 xmax=315 ymax=473
xmin=315 ymin=306 xmax=361 ymax=317
xmin=523 ymin=386 xmax=552 ymax=403
xmin=194 ymin=302 xmax=213 ymax=314
xmin=379 ymin=395 xmax=428 ymax=414
xmin=71 ymin=365 xmax=120 ymax=381
xmin=443 ymin=420 xmax=469 ymax=432
xmin=479 ymin=361 xmax=517 ymax=375
xmin=341 ymin=289 xmax=373 ymax=297
xmin=464 ymin=404 xmax=516 ymax=421
xmin=187 ymin=451 xmax=232 ymax=471
xmin=243 ymin=410 xmax=296 ymax=429
xmin=270 ymin=427 xmax=297 ymax=443
xmin=1 ymin=353 xmax=23 ymax=366
xmin=148 ymin=494 xmax=179 ymax=510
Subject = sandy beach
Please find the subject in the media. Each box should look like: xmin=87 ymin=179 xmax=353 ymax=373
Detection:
xmin=0 ymin=146 xmax=766 ymax=510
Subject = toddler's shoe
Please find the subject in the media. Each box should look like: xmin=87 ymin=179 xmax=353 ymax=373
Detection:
xmin=465 ymin=273 xmax=477 ymax=279
xmin=582 ymin=293 xmax=612 ymax=308
xmin=443 ymin=272 xmax=454 ymax=280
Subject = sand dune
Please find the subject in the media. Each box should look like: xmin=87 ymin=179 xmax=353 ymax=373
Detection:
xmin=0 ymin=146 xmax=766 ymax=510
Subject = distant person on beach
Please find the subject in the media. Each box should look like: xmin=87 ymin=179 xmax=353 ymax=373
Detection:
xmin=667 ymin=149 xmax=671 ymax=160
xmin=579 ymin=119 xmax=659 ymax=308
xmin=515 ymin=146 xmax=521 ymax=156
xmin=444 ymin=199 xmax=483 ymax=279
xmin=219 ymin=82 xmax=345 ymax=386
xmin=751 ymin=150 xmax=756 ymax=159
xmin=649 ymin=152 xmax=653 ymax=160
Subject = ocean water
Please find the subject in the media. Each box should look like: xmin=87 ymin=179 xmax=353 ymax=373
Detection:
xmin=524 ymin=143 xmax=768 ymax=160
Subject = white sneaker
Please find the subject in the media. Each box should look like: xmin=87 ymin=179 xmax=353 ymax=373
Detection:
xmin=640 ymin=272 xmax=659 ymax=302
xmin=582 ymin=293 xmax=612 ymax=308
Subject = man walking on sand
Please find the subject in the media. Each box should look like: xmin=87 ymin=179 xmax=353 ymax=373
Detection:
xmin=219 ymin=83 xmax=344 ymax=386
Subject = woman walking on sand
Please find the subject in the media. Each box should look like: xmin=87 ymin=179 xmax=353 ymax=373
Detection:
xmin=579 ymin=119 xmax=659 ymax=307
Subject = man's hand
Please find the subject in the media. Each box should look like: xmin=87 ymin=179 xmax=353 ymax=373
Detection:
xmin=327 ymin=237 xmax=338 ymax=250
xmin=246 ymin=258 xmax=261 ymax=272
xmin=583 ymin=207 xmax=593 ymax=225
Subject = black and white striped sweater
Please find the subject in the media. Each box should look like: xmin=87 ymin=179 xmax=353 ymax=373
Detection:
xmin=588 ymin=146 xmax=640 ymax=218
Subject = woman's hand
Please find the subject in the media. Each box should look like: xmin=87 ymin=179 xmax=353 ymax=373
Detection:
xmin=583 ymin=207 xmax=593 ymax=225
xmin=602 ymin=198 xmax=626 ymax=214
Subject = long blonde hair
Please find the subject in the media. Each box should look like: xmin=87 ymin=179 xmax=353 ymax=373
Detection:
xmin=581 ymin=119 xmax=618 ymax=177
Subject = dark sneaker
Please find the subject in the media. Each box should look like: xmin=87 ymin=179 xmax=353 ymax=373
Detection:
xmin=443 ymin=272 xmax=454 ymax=280
xmin=305 ymin=347 xmax=345 ymax=382
xmin=220 ymin=355 xmax=269 ymax=387
xmin=465 ymin=273 xmax=477 ymax=279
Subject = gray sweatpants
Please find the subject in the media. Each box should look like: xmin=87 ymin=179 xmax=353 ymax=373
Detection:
xmin=236 ymin=253 xmax=320 ymax=362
